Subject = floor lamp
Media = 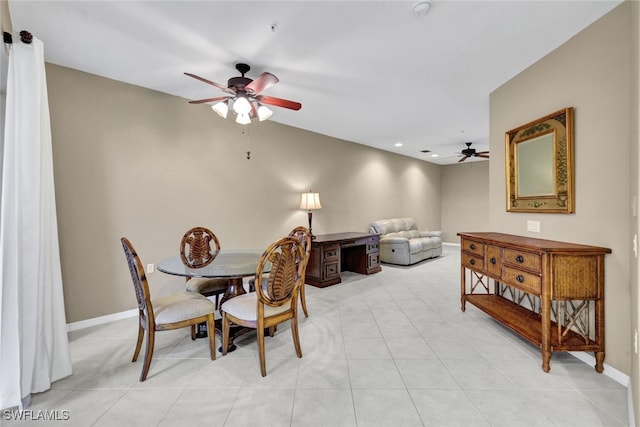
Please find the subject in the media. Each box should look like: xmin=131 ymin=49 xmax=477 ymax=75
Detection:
xmin=299 ymin=191 xmax=322 ymax=239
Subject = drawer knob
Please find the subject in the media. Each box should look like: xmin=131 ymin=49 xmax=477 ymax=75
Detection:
xmin=516 ymin=274 xmax=524 ymax=283
xmin=516 ymin=255 xmax=524 ymax=263
xmin=490 ymin=257 xmax=497 ymax=265
xmin=470 ymin=244 xmax=476 ymax=250
xmin=470 ymin=259 xmax=476 ymax=265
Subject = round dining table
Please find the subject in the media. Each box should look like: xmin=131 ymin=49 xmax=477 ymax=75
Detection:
xmin=156 ymin=249 xmax=268 ymax=350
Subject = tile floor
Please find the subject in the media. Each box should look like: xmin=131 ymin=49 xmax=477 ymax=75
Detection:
xmin=5 ymin=246 xmax=630 ymax=426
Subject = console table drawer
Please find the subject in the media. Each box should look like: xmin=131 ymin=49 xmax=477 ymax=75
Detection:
xmin=462 ymin=239 xmax=484 ymax=256
xmin=462 ymin=252 xmax=483 ymax=271
xmin=485 ymin=245 xmax=502 ymax=277
xmin=504 ymin=248 xmax=541 ymax=272
xmin=503 ymin=267 xmax=541 ymax=295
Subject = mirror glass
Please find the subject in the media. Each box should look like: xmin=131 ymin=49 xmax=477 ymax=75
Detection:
xmin=516 ymin=132 xmax=555 ymax=197
xmin=506 ymin=108 xmax=574 ymax=213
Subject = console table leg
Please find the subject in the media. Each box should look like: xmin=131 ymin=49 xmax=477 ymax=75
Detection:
xmin=460 ymin=266 xmax=466 ymax=312
xmin=542 ymin=351 xmax=551 ymax=373
xmin=595 ymin=351 xmax=605 ymax=373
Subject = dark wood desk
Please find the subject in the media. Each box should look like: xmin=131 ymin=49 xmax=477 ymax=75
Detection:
xmin=306 ymin=232 xmax=381 ymax=287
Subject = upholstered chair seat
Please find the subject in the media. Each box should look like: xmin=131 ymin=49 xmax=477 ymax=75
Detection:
xmin=221 ymin=292 xmax=290 ymax=322
xmin=152 ymin=292 xmax=217 ymax=324
xmin=185 ymin=277 xmax=228 ymax=298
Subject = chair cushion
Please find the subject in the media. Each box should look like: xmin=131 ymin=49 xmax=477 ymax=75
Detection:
xmin=186 ymin=277 xmax=228 ymax=294
xmin=220 ymin=293 xmax=290 ymax=322
xmin=152 ymin=292 xmax=215 ymax=324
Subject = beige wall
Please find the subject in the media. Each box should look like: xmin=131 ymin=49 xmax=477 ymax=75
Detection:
xmin=490 ymin=2 xmax=632 ymax=376
xmin=441 ymin=161 xmax=490 ymax=243
xmin=45 ymin=63 xmax=442 ymax=323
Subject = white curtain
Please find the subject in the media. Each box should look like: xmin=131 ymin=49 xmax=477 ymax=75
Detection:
xmin=0 ymin=36 xmax=72 ymax=410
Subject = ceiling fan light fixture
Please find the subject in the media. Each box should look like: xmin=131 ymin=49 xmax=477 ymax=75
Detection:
xmin=232 ymin=95 xmax=252 ymax=114
xmin=235 ymin=112 xmax=251 ymax=125
xmin=257 ymin=104 xmax=273 ymax=121
xmin=211 ymin=100 xmax=228 ymax=118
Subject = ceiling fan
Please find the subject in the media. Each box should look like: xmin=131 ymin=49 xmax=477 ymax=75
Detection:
xmin=458 ymin=142 xmax=490 ymax=162
xmin=184 ymin=63 xmax=302 ymax=124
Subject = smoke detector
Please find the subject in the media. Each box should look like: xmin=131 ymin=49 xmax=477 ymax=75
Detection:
xmin=413 ymin=1 xmax=432 ymax=16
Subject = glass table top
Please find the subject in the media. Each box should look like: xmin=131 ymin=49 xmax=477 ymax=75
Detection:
xmin=156 ymin=250 xmax=267 ymax=278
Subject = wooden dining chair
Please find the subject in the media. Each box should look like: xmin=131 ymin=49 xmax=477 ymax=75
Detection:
xmin=220 ymin=236 xmax=306 ymax=376
xmin=121 ymin=237 xmax=217 ymax=381
xmin=288 ymin=226 xmax=312 ymax=317
xmin=249 ymin=226 xmax=312 ymax=317
xmin=181 ymin=226 xmax=229 ymax=308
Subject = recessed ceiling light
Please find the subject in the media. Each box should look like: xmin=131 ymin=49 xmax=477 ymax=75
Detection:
xmin=431 ymin=154 xmax=439 ymax=157
xmin=394 ymin=142 xmax=403 ymax=147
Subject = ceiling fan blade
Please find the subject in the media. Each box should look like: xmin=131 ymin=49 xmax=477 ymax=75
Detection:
xmin=476 ymin=151 xmax=489 ymax=155
xmin=476 ymin=153 xmax=490 ymax=158
xmin=458 ymin=156 xmax=468 ymax=163
xmin=184 ymin=72 xmax=235 ymax=94
xmin=246 ymin=72 xmax=279 ymax=95
xmin=188 ymin=96 xmax=229 ymax=104
xmin=257 ymin=95 xmax=302 ymax=111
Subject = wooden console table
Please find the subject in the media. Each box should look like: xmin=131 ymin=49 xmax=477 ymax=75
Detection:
xmin=306 ymin=232 xmax=381 ymax=287
xmin=458 ymin=232 xmax=611 ymax=373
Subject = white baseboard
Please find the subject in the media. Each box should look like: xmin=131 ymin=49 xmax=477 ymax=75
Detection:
xmin=568 ymin=352 xmax=636 ymax=426
xmin=568 ymin=351 xmax=629 ymax=386
xmin=66 ymin=309 xmax=137 ymax=332
xmin=443 ymin=242 xmax=460 ymax=247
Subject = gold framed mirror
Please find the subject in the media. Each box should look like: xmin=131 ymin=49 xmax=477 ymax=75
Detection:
xmin=505 ymin=107 xmax=574 ymax=213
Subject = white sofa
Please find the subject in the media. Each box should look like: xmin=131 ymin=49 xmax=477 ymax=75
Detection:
xmin=369 ymin=217 xmax=442 ymax=265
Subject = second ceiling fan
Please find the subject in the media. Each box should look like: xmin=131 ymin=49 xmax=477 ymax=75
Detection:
xmin=185 ymin=63 xmax=302 ymax=124
xmin=458 ymin=142 xmax=489 ymax=162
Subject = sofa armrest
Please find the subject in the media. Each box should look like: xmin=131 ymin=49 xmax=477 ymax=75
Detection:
xmin=420 ymin=230 xmax=442 ymax=238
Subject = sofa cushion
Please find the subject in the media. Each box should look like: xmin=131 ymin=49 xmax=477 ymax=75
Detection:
xmin=409 ymin=239 xmax=423 ymax=254
xmin=369 ymin=217 xmax=417 ymax=235
xmin=419 ymin=237 xmax=435 ymax=250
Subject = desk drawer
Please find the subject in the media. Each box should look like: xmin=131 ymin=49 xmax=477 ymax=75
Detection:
xmin=323 ymin=262 xmax=340 ymax=281
xmin=462 ymin=239 xmax=484 ymax=256
xmin=462 ymin=252 xmax=483 ymax=271
xmin=504 ymin=249 xmax=541 ymax=273
xmin=322 ymin=243 xmax=340 ymax=262
xmin=367 ymin=252 xmax=380 ymax=269
xmin=503 ymin=266 xmax=541 ymax=295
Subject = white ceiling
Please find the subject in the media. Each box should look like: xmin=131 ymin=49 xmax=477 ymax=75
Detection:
xmin=6 ymin=0 xmax=622 ymax=164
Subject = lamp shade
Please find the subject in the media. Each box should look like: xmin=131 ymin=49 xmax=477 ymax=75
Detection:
xmin=299 ymin=192 xmax=322 ymax=210
xmin=232 ymin=96 xmax=252 ymax=114
xmin=257 ymin=104 xmax=273 ymax=121
xmin=235 ymin=112 xmax=251 ymax=125
xmin=211 ymin=101 xmax=228 ymax=118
